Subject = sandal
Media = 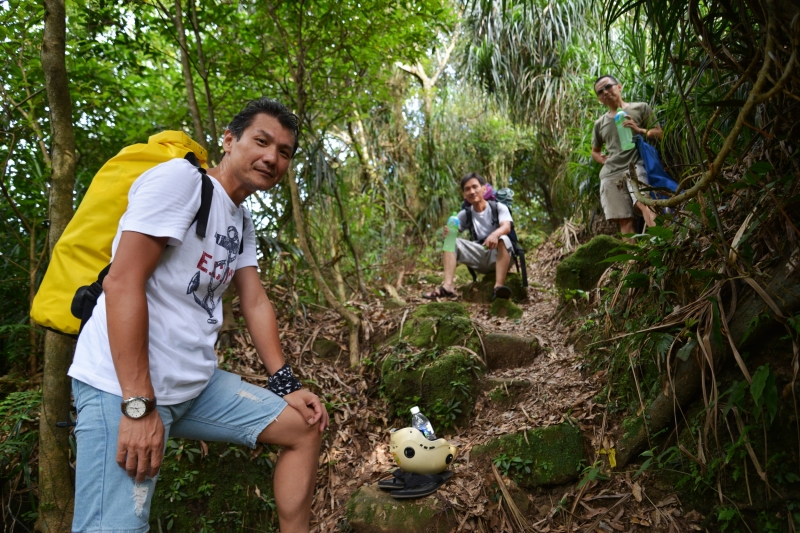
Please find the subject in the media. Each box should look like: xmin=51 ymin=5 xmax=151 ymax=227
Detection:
xmin=422 ymin=286 xmax=456 ymax=300
xmin=492 ymin=285 xmax=512 ymax=301
xmin=389 ymin=471 xmax=454 ymax=499
xmin=377 ymin=469 xmax=407 ymax=491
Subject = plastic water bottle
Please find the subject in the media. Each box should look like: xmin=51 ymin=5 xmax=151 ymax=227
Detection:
xmin=410 ymin=406 xmax=437 ymax=441
xmin=442 ymin=213 xmax=459 ymax=253
xmin=615 ymin=108 xmax=635 ymax=151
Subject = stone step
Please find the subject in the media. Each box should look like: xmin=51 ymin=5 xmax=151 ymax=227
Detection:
xmin=483 ymin=333 xmax=540 ymax=370
xmin=346 ymin=484 xmax=457 ymax=533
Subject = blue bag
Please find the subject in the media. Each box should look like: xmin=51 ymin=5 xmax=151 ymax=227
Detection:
xmin=635 ymin=135 xmax=678 ymax=198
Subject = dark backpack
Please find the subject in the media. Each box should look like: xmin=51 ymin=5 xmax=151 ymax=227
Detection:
xmin=461 ymin=197 xmax=528 ymax=288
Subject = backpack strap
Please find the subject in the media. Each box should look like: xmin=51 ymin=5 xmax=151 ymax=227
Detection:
xmin=185 ymin=153 xmax=214 ymax=239
xmin=488 ymin=200 xmax=499 ymax=229
xmin=464 ymin=206 xmax=478 ymax=242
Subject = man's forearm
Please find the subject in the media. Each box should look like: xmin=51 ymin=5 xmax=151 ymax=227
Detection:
xmin=105 ymin=278 xmax=154 ymax=399
xmin=244 ymin=293 xmax=285 ymax=375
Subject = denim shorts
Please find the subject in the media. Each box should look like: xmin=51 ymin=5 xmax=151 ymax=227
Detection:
xmin=71 ymin=368 xmax=287 ymax=533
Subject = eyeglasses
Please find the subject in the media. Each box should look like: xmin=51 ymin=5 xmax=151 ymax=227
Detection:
xmin=595 ymin=83 xmax=617 ymax=96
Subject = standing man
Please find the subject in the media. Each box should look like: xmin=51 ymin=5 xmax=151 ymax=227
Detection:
xmin=68 ymin=98 xmax=328 ymax=533
xmin=591 ymin=75 xmax=662 ymax=236
xmin=422 ymin=172 xmax=513 ymax=301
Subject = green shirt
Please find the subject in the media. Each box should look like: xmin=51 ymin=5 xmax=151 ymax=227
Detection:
xmin=591 ymin=102 xmax=657 ymax=180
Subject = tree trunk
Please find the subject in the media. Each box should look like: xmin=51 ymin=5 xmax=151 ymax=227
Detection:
xmin=174 ymin=0 xmax=207 ymax=152
xmin=286 ymin=167 xmax=362 ymax=366
xmin=39 ymin=0 xmax=77 ymax=529
xmin=187 ymin=0 xmax=220 ymax=163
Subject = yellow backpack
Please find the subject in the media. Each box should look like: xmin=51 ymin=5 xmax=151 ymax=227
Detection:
xmin=31 ymin=131 xmax=210 ymax=336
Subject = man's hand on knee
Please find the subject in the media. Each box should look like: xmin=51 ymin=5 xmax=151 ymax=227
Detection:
xmin=116 ymin=411 xmax=165 ymax=483
xmin=284 ymin=389 xmax=329 ymax=432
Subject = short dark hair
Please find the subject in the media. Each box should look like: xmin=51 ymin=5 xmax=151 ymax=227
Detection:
xmin=460 ymin=172 xmax=486 ymax=190
xmin=594 ymin=74 xmax=619 ymax=87
xmin=228 ymin=98 xmax=300 ymax=156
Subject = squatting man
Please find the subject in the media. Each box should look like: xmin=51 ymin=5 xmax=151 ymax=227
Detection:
xmin=423 ymin=172 xmax=514 ymax=301
xmin=68 ymin=98 xmax=327 ymax=533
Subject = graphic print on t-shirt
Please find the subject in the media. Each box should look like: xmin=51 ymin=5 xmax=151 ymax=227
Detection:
xmin=186 ymin=225 xmax=240 ymax=323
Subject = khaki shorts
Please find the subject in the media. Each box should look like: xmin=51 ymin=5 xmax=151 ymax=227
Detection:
xmin=455 ymin=237 xmax=512 ymax=274
xmin=600 ymin=162 xmax=649 ymax=220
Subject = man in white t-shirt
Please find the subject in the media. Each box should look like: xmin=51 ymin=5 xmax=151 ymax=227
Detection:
xmin=422 ymin=172 xmax=513 ymax=301
xmin=68 ymin=98 xmax=327 ymax=533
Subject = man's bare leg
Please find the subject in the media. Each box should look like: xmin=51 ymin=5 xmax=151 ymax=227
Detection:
xmin=635 ymin=201 xmax=657 ymax=227
xmin=258 ymin=405 xmax=323 ymax=533
xmin=442 ymin=251 xmax=457 ymax=293
xmin=494 ymin=244 xmax=511 ymax=288
xmin=617 ymin=217 xmax=635 ymax=240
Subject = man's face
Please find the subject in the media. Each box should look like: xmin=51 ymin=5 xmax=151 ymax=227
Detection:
xmin=462 ymin=178 xmax=486 ymax=205
xmin=594 ymin=77 xmax=621 ymax=105
xmin=221 ymin=113 xmax=295 ymax=193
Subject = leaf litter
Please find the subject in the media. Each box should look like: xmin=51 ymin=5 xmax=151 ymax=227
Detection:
xmin=219 ymin=235 xmax=705 ymax=532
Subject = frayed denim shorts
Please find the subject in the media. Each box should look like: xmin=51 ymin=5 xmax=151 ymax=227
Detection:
xmin=71 ymin=368 xmax=287 ymax=533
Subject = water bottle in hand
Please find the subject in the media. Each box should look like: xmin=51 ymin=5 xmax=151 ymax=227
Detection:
xmin=411 ymin=406 xmax=437 ymax=441
xmin=442 ymin=213 xmax=459 ymax=253
xmin=615 ymin=108 xmax=635 ymax=151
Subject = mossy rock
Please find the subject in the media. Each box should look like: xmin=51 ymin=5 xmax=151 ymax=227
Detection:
xmin=345 ymin=484 xmax=458 ymax=533
xmin=150 ymin=441 xmax=277 ymax=531
xmin=555 ymin=235 xmax=623 ymax=292
xmin=384 ymin=302 xmax=478 ymax=351
xmin=384 ymin=297 xmax=408 ymax=310
xmin=489 ymin=298 xmax=523 ymax=319
xmin=483 ymin=334 xmax=540 ymax=370
xmin=472 ymin=423 xmax=586 ymax=487
xmin=486 ymin=380 xmax=532 ymax=409
xmin=380 ymin=347 xmax=484 ymax=428
xmin=460 ymin=272 xmax=527 ymax=304
xmin=312 ymin=338 xmax=340 ymax=359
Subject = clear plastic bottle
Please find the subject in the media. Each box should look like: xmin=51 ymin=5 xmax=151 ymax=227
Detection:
xmin=410 ymin=406 xmax=437 ymax=441
xmin=442 ymin=213 xmax=459 ymax=253
xmin=615 ymin=108 xmax=635 ymax=151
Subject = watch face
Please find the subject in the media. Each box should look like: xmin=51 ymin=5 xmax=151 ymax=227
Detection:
xmin=125 ymin=398 xmax=147 ymax=418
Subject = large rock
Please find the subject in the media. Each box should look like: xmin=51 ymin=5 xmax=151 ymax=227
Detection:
xmin=483 ymin=333 xmax=540 ymax=370
xmin=471 ymin=423 xmax=586 ymax=487
xmin=555 ymin=235 xmax=623 ymax=291
xmin=381 ymin=347 xmax=484 ymax=428
xmin=150 ymin=441 xmax=276 ymax=531
xmin=385 ymin=302 xmax=479 ymax=351
xmin=346 ymin=484 xmax=458 ymax=533
xmin=460 ymin=272 xmax=527 ymax=304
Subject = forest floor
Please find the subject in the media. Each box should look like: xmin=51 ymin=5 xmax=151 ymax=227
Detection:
xmin=225 ymin=238 xmax=707 ymax=533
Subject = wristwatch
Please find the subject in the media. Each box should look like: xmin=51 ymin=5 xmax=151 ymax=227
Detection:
xmin=121 ymin=396 xmax=157 ymax=419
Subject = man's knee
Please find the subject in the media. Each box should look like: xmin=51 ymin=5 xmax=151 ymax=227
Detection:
xmin=258 ymin=407 xmax=322 ymax=449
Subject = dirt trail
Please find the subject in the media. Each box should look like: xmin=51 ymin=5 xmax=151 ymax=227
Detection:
xmin=226 ymin=240 xmax=701 ymax=532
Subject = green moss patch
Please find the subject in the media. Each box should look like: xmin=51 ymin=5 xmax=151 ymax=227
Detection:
xmin=345 ymin=484 xmax=457 ymax=533
xmin=384 ymin=302 xmax=478 ymax=351
xmin=150 ymin=441 xmax=278 ymax=532
xmin=460 ymin=272 xmax=527 ymax=304
xmin=472 ymin=423 xmax=586 ymax=487
xmin=555 ymin=235 xmax=623 ymax=291
xmin=489 ymin=298 xmax=523 ymax=319
xmin=380 ymin=347 xmax=484 ymax=429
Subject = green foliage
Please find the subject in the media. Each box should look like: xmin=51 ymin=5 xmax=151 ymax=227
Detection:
xmin=750 ymin=365 xmax=778 ymax=427
xmin=493 ymin=453 xmax=534 ymax=482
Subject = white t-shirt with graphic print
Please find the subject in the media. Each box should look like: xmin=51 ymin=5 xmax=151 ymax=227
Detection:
xmin=68 ymin=158 xmax=258 ymax=405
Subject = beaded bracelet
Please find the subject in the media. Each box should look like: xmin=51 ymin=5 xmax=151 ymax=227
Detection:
xmin=267 ymin=363 xmax=303 ymax=397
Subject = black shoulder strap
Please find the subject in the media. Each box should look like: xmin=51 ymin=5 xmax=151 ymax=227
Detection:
xmin=488 ymin=200 xmax=499 ymax=228
xmin=239 ymin=217 xmax=246 ymax=255
xmin=185 ymin=153 xmax=213 ymax=238
xmin=465 ymin=207 xmax=477 ymax=242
